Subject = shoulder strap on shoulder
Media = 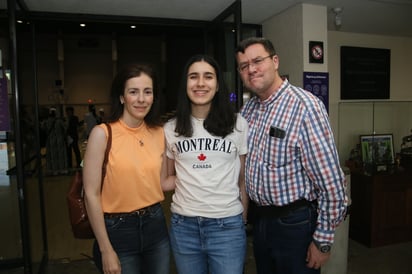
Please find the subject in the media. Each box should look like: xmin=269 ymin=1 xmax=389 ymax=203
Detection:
xmin=104 ymin=123 xmax=112 ymax=159
xmin=101 ymin=123 xmax=112 ymax=185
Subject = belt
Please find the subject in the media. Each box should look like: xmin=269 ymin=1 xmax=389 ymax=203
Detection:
xmin=104 ymin=203 xmax=160 ymax=218
xmin=250 ymin=199 xmax=316 ymax=218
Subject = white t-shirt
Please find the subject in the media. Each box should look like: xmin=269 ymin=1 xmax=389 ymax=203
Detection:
xmin=164 ymin=113 xmax=248 ymax=218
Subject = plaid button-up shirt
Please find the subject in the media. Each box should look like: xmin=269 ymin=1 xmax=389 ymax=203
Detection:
xmin=241 ymin=79 xmax=348 ymax=244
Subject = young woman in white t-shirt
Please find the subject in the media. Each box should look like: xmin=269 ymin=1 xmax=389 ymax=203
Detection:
xmin=163 ymin=54 xmax=249 ymax=274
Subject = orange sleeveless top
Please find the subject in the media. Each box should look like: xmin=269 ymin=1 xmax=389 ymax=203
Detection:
xmin=100 ymin=120 xmax=165 ymax=213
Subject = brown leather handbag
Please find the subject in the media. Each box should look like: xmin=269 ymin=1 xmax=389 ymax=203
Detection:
xmin=67 ymin=123 xmax=112 ymax=239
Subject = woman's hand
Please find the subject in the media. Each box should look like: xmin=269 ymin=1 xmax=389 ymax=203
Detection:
xmin=102 ymin=248 xmax=121 ymax=274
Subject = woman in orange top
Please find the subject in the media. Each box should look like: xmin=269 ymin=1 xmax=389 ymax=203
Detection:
xmin=83 ymin=63 xmax=172 ymax=274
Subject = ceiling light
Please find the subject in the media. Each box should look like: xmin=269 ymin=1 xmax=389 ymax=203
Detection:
xmin=80 ymin=23 xmax=86 ymax=27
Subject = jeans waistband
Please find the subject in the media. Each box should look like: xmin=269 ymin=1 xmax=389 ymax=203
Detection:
xmin=251 ymin=199 xmax=316 ymax=218
xmin=104 ymin=203 xmax=160 ymax=218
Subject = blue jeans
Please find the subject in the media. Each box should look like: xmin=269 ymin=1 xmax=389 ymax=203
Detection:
xmin=93 ymin=203 xmax=170 ymax=274
xmin=253 ymin=204 xmax=319 ymax=274
xmin=170 ymin=213 xmax=246 ymax=274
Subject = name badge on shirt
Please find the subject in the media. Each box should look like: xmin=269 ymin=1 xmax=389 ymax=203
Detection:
xmin=269 ymin=126 xmax=286 ymax=139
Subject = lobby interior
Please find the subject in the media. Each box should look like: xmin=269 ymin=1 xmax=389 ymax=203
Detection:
xmin=1 ymin=0 xmax=412 ymax=273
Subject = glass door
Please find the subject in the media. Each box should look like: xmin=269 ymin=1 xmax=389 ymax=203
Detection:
xmin=205 ymin=0 xmax=262 ymax=110
xmin=205 ymin=0 xmax=242 ymax=110
xmin=0 ymin=3 xmax=48 ymax=273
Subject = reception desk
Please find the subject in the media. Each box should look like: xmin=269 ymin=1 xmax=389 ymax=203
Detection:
xmin=349 ymin=169 xmax=412 ymax=247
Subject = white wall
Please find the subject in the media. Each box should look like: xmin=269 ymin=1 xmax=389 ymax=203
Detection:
xmin=261 ymin=4 xmax=412 ymax=164
xmin=328 ymin=31 xmax=412 ymax=162
xmin=302 ymin=4 xmax=328 ymax=73
xmin=262 ymin=4 xmax=303 ymax=86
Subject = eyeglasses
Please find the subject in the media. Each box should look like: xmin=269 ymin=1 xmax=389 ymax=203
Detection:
xmin=238 ymin=55 xmax=273 ymax=73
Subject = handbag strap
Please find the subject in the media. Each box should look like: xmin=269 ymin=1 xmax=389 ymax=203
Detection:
xmin=101 ymin=123 xmax=112 ymax=186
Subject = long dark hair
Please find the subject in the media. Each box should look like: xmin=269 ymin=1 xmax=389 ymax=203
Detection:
xmin=107 ymin=63 xmax=162 ymax=127
xmin=174 ymin=54 xmax=236 ymax=138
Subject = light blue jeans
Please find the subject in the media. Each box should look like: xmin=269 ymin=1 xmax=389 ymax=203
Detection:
xmin=170 ymin=213 xmax=246 ymax=274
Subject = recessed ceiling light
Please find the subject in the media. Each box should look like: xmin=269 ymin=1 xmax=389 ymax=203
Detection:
xmin=130 ymin=25 xmax=136 ymax=29
xmin=80 ymin=23 xmax=86 ymax=27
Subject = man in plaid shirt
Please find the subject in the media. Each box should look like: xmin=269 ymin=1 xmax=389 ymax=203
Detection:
xmin=236 ymin=37 xmax=348 ymax=274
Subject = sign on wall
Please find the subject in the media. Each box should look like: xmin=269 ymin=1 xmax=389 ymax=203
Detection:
xmin=303 ymin=72 xmax=329 ymax=112
xmin=309 ymin=41 xmax=324 ymax=64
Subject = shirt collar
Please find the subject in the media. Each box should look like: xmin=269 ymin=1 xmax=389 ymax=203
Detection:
xmin=258 ymin=78 xmax=289 ymax=106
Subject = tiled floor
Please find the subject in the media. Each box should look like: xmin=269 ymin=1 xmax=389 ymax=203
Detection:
xmin=73 ymin=240 xmax=412 ymax=274
xmin=4 ymin=239 xmax=412 ymax=274
xmin=347 ymin=240 xmax=412 ymax=274
xmin=1 ymin=174 xmax=412 ymax=274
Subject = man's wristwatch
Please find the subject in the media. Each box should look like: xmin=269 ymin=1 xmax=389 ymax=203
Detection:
xmin=313 ymin=240 xmax=332 ymax=253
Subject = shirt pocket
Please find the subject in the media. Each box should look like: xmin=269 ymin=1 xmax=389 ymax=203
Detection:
xmin=264 ymin=135 xmax=300 ymax=168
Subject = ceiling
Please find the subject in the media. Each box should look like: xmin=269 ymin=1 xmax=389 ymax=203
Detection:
xmin=1 ymin=0 xmax=412 ymax=37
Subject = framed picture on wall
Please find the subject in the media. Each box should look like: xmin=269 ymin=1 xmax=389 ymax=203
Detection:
xmin=360 ymin=134 xmax=394 ymax=170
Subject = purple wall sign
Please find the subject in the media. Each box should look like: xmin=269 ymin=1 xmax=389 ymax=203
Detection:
xmin=0 ymin=69 xmax=11 ymax=131
xmin=303 ymin=72 xmax=329 ymax=113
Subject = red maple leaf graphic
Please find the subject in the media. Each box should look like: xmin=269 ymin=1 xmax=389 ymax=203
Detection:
xmin=197 ymin=153 xmax=206 ymax=161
